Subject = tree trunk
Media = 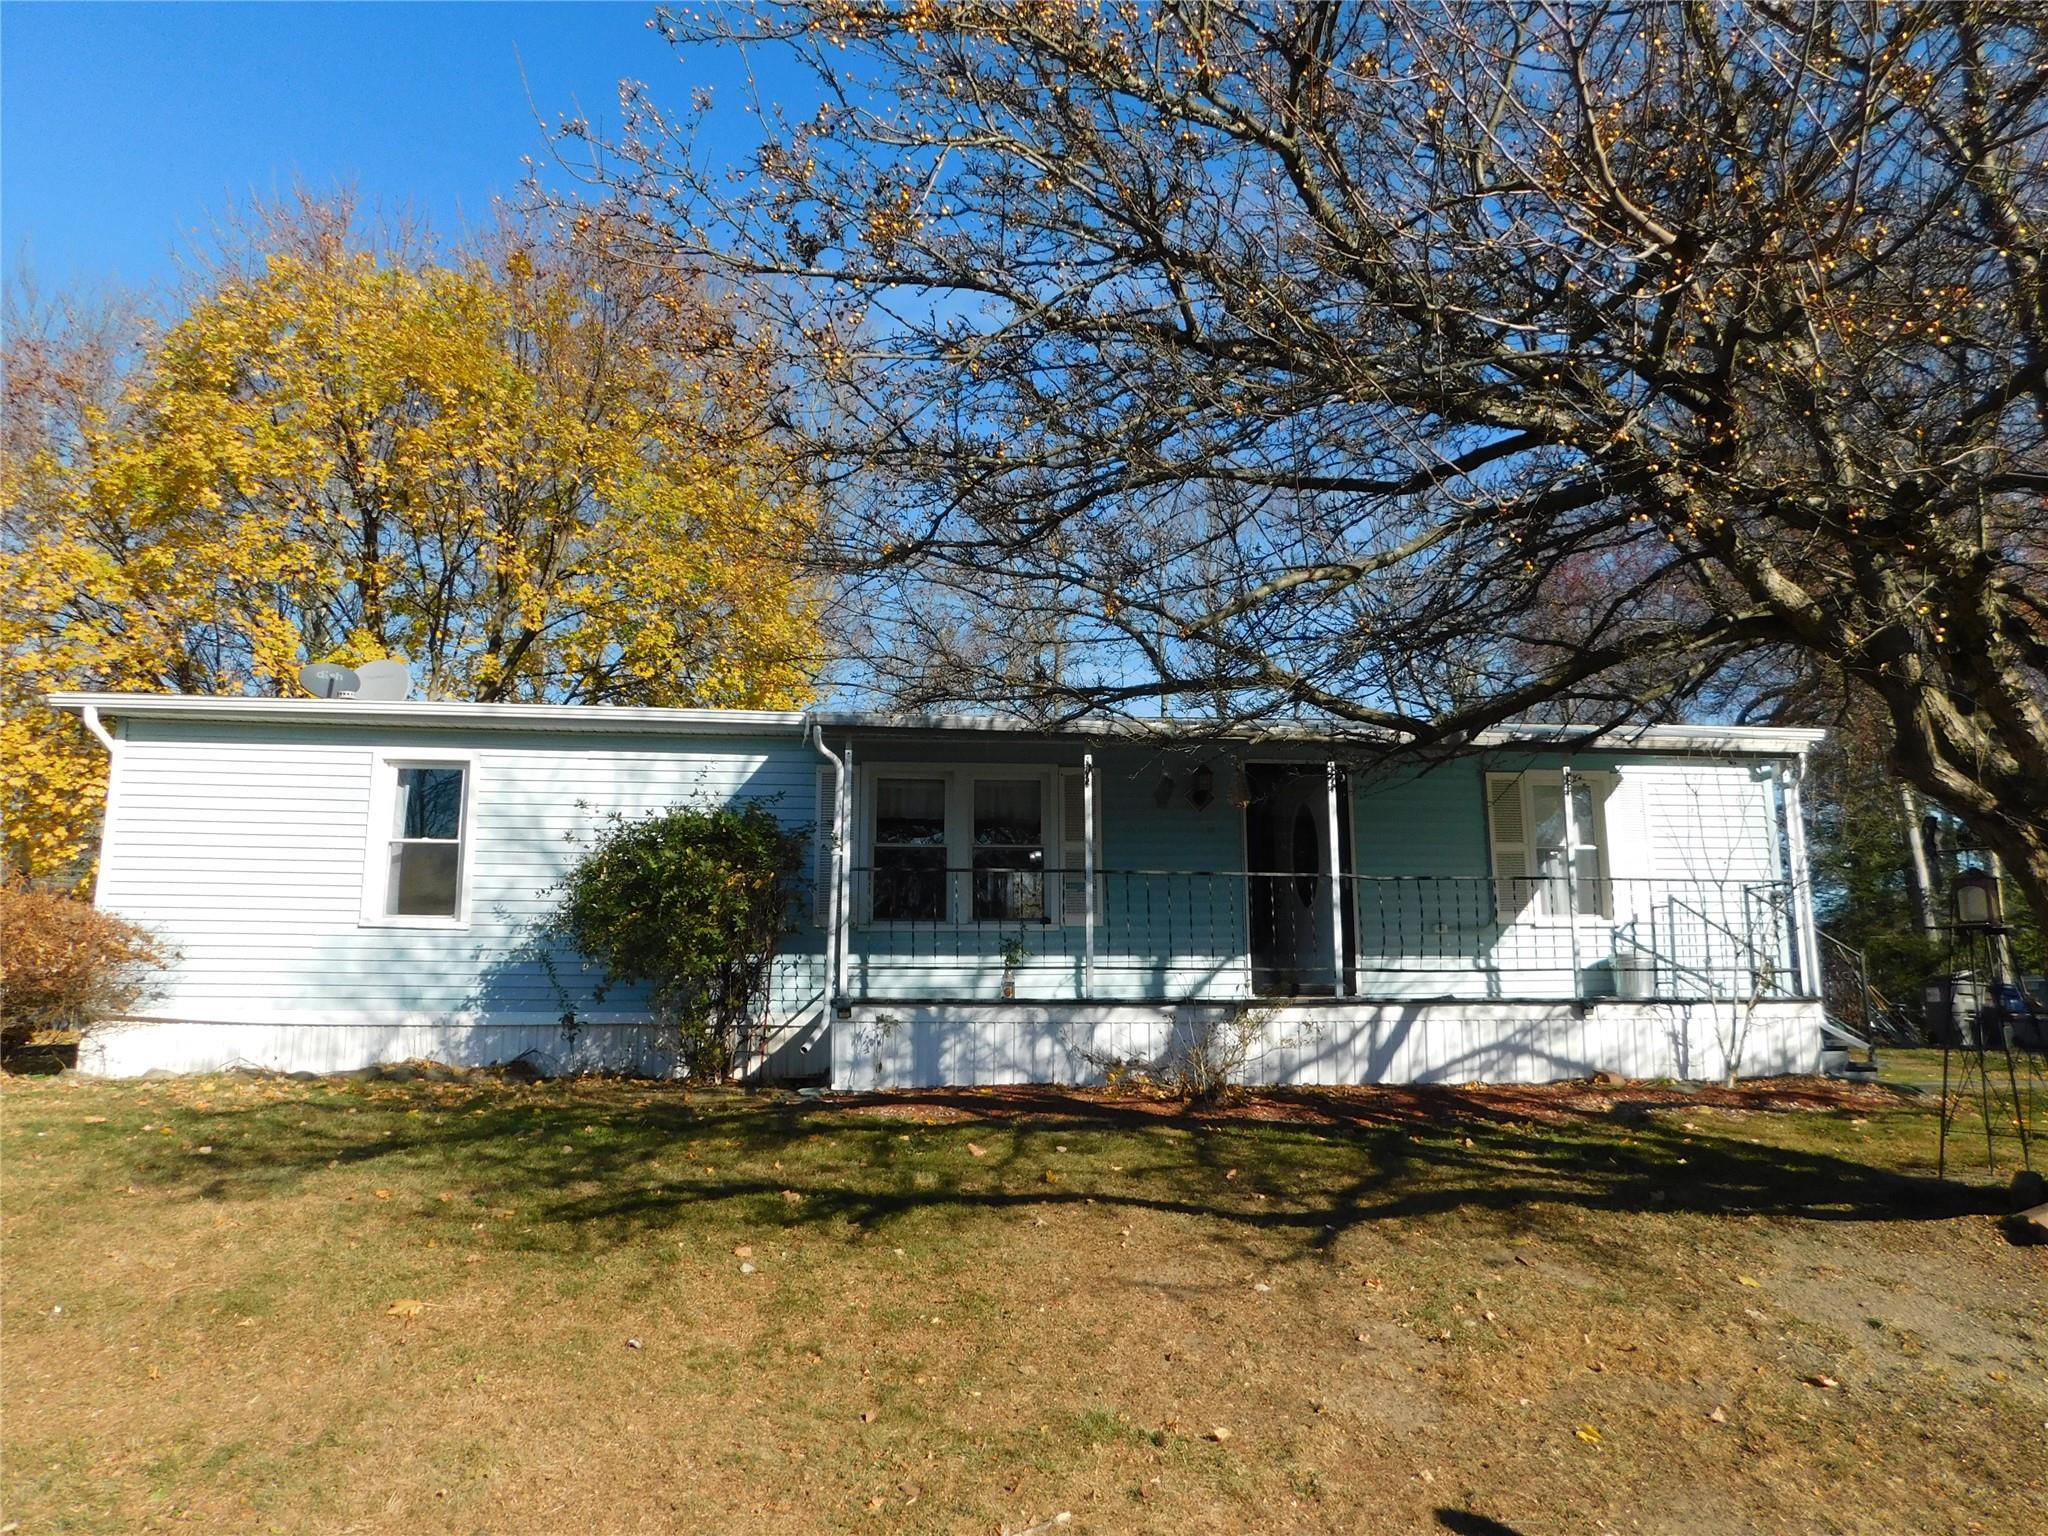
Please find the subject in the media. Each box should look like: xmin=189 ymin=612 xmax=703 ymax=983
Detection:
xmin=1896 ymin=785 xmax=1941 ymax=937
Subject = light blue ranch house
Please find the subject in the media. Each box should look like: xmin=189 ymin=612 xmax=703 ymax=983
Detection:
xmin=51 ymin=692 xmax=1832 ymax=1088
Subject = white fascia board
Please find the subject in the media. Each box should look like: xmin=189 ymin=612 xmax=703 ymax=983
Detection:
xmin=48 ymin=692 xmax=1825 ymax=758
xmin=45 ymin=692 xmax=810 ymax=737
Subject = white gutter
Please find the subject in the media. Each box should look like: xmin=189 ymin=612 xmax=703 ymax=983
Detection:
xmin=808 ymin=721 xmax=848 ymax=1006
xmin=46 ymin=692 xmax=1825 ymax=758
xmin=47 ymin=692 xmax=809 ymax=737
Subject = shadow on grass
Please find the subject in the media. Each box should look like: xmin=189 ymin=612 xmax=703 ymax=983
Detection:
xmin=99 ymin=1075 xmax=2007 ymax=1267
xmin=1436 ymin=1512 xmax=1525 ymax=1536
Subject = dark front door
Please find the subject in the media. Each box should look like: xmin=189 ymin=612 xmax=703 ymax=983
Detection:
xmin=1245 ymin=764 xmax=1355 ymax=996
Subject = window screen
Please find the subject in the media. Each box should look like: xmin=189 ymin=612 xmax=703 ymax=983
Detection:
xmin=385 ymin=765 xmax=466 ymax=917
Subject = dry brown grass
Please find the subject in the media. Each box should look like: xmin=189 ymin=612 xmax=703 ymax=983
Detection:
xmin=2 ymin=1063 xmax=2043 ymax=1534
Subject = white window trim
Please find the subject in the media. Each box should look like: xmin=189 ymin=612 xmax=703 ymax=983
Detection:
xmin=359 ymin=750 xmax=478 ymax=930
xmin=857 ymin=761 xmax=1066 ymax=928
xmin=1489 ymin=769 xmax=1614 ymax=925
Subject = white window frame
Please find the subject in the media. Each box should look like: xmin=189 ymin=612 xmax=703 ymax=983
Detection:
xmin=360 ymin=750 xmax=477 ymax=929
xmin=857 ymin=762 xmax=1069 ymax=927
xmin=1486 ymin=769 xmax=1613 ymax=924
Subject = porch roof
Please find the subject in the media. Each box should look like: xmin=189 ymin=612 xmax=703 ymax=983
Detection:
xmin=47 ymin=691 xmax=1825 ymax=758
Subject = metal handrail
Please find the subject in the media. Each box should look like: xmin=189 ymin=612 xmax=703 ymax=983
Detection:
xmin=831 ymin=868 xmax=1807 ymax=1005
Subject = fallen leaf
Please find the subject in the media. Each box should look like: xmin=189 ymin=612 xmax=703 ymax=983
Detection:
xmin=1707 ymin=1406 xmax=1728 ymax=1423
xmin=1208 ymin=1426 xmax=1232 ymax=1442
xmin=967 ymin=1142 xmax=987 ymax=1158
xmin=386 ymin=1299 xmax=424 ymax=1319
xmin=1043 ymin=1169 xmax=1059 ymax=1183
xmin=1575 ymin=1424 xmax=1603 ymax=1444
xmin=860 ymin=1408 xmax=878 ymax=1423
xmin=1804 ymin=1374 xmax=1840 ymax=1390
xmin=1736 ymin=1274 xmax=1761 ymax=1288
xmin=1224 ymin=1168 xmax=1239 ymax=1180
xmin=374 ymin=1189 xmax=394 ymax=1201
xmin=781 ymin=1189 xmax=804 ymax=1203
xmin=733 ymin=1245 xmax=754 ymax=1259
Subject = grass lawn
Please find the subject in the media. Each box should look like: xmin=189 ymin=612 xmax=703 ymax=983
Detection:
xmin=3 ymin=1055 xmax=2044 ymax=1535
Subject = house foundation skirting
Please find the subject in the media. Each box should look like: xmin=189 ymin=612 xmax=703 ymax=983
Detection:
xmin=75 ymin=1012 xmax=687 ymax=1079
xmin=832 ymin=998 xmax=1826 ymax=1091
xmin=74 ymin=998 xmax=1822 ymax=1088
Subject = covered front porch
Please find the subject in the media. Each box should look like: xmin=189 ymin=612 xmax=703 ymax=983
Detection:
xmin=808 ymin=727 xmax=1822 ymax=1013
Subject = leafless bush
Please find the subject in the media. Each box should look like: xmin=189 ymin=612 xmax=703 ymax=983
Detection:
xmin=0 ymin=884 xmax=168 ymax=1056
xmin=1165 ymin=1007 xmax=1278 ymax=1106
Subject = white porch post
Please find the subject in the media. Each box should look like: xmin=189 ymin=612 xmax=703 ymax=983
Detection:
xmin=1561 ymin=764 xmax=1584 ymax=998
xmin=1326 ymin=761 xmax=1348 ymax=995
xmin=1082 ymin=751 xmax=1096 ymax=998
xmin=836 ymin=742 xmax=854 ymax=1002
xmin=1782 ymin=759 xmax=1820 ymax=996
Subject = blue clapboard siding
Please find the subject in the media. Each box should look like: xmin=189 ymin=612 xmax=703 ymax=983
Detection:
xmin=101 ymin=717 xmax=827 ymax=1050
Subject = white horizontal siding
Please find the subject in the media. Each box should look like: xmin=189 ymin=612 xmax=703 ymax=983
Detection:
xmin=97 ymin=721 xmax=828 ymax=1063
xmin=88 ymin=716 xmax=1813 ymax=1081
xmin=1625 ymin=761 xmax=1780 ymax=882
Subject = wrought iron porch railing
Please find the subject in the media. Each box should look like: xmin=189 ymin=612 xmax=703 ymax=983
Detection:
xmin=827 ymin=868 xmax=1807 ymax=1005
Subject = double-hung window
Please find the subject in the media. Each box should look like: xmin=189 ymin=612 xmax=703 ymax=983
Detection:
xmin=1486 ymin=770 xmax=1609 ymax=919
xmin=865 ymin=769 xmax=1056 ymax=924
xmin=365 ymin=757 xmax=472 ymax=924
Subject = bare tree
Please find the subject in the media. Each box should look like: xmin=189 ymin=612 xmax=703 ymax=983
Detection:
xmin=564 ymin=1 xmax=2048 ymax=919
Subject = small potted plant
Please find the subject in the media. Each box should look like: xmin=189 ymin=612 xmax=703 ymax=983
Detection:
xmin=999 ymin=935 xmax=1031 ymax=999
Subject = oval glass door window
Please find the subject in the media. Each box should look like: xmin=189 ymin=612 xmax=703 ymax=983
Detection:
xmin=1291 ymin=803 xmax=1321 ymax=905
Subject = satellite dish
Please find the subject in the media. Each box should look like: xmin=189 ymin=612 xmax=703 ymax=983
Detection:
xmin=353 ymin=660 xmax=414 ymax=701
xmin=298 ymin=662 xmax=361 ymax=699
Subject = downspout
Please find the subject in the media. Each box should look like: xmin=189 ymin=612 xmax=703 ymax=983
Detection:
xmin=807 ymin=721 xmax=847 ymax=1007
xmin=81 ymin=704 xmax=121 ymax=908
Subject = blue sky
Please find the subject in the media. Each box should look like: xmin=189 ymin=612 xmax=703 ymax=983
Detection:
xmin=1 ymin=1 xmax=804 ymax=292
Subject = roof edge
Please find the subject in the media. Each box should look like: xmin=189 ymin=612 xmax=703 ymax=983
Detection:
xmin=47 ymin=693 xmax=1825 ymax=756
xmin=45 ymin=692 xmax=809 ymax=736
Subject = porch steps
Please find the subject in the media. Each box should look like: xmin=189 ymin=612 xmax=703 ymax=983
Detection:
xmin=1820 ymin=1044 xmax=1882 ymax=1081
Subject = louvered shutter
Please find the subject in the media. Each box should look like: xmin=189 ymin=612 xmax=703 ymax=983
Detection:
xmin=1059 ymin=768 xmax=1100 ymax=925
xmin=1485 ymin=772 xmax=1534 ymax=920
xmin=812 ymin=760 xmax=841 ymax=927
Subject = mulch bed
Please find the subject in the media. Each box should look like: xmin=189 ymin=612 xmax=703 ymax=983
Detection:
xmin=826 ymin=1074 xmax=1907 ymax=1130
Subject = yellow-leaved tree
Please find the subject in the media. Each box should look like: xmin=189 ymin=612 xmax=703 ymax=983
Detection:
xmin=2 ymin=201 xmax=821 ymax=885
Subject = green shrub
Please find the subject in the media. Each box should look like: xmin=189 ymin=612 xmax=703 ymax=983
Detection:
xmin=545 ymin=802 xmax=805 ymax=1079
xmin=0 ymin=883 xmax=169 ymax=1057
